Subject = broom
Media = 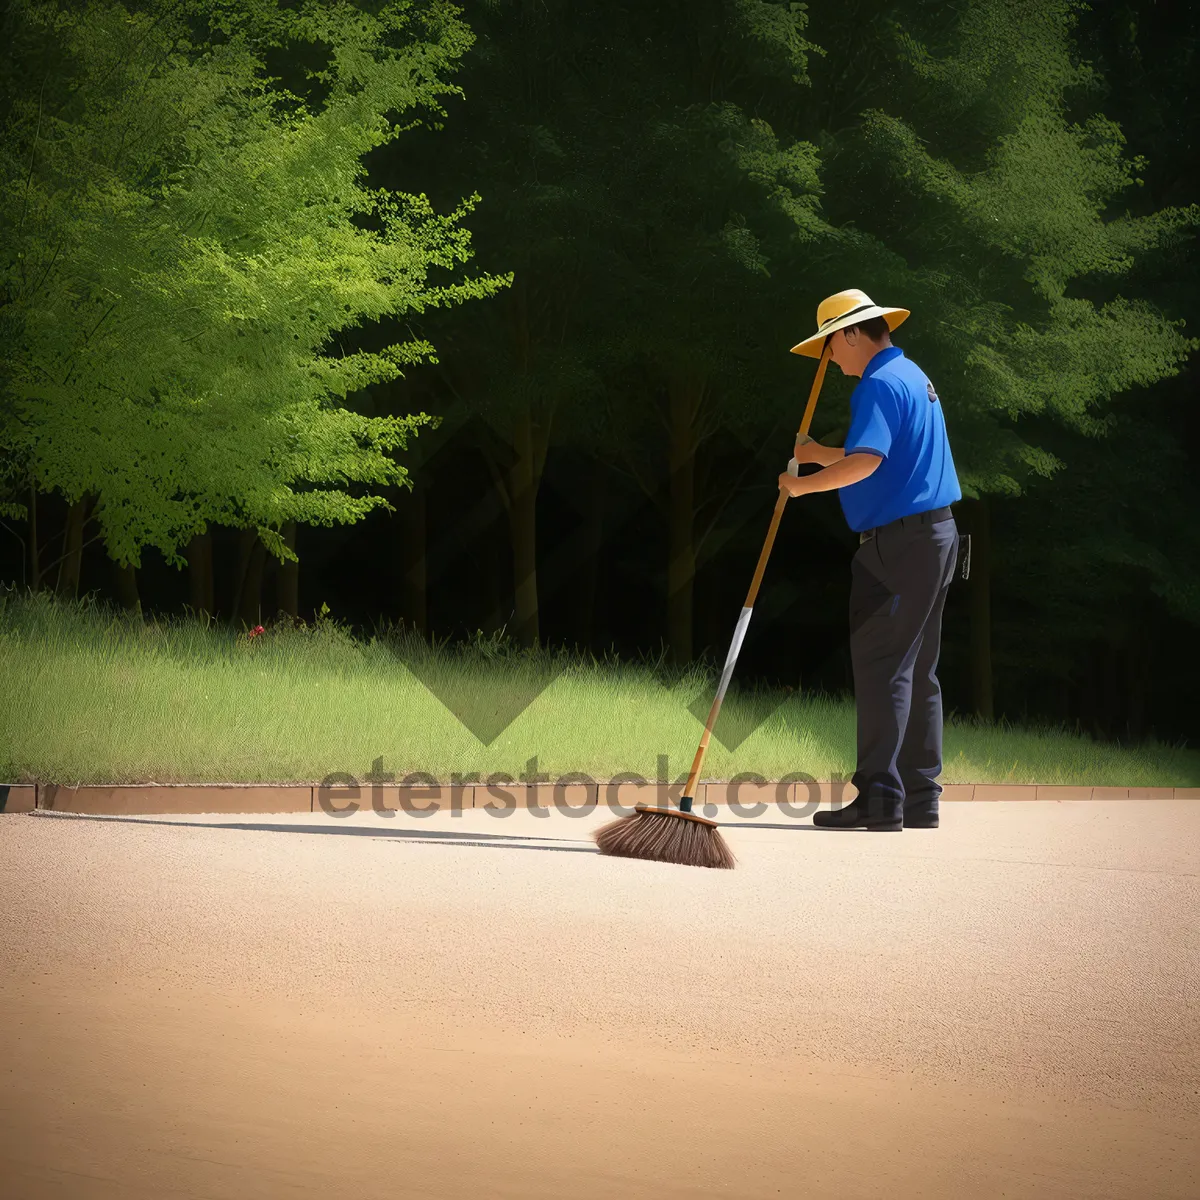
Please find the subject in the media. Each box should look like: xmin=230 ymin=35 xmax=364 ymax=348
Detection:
xmin=595 ymin=343 xmax=834 ymax=868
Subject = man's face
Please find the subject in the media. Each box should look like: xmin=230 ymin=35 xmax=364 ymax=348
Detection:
xmin=826 ymin=327 xmax=856 ymax=375
xmin=826 ymin=326 xmax=877 ymax=378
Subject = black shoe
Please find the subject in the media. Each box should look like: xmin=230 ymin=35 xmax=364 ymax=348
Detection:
xmin=903 ymin=812 xmax=939 ymax=828
xmin=813 ymin=800 xmax=903 ymax=832
xmin=903 ymin=797 xmax=939 ymax=829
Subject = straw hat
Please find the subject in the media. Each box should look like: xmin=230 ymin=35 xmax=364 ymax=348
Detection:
xmin=790 ymin=288 xmax=910 ymax=359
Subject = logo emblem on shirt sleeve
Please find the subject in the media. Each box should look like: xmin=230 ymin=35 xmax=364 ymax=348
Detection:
xmin=926 ymin=381 xmax=939 ymax=403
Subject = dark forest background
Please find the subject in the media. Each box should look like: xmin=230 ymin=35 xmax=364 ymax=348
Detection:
xmin=2 ymin=0 xmax=1198 ymax=747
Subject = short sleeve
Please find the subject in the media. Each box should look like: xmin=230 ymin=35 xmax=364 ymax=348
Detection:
xmin=844 ymin=377 xmax=896 ymax=459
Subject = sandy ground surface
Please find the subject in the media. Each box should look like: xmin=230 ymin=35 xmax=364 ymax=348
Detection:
xmin=1 ymin=800 xmax=1198 ymax=1199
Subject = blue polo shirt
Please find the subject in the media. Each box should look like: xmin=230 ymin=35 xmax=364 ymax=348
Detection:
xmin=838 ymin=346 xmax=962 ymax=533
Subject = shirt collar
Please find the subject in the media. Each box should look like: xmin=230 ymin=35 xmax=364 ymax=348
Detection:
xmin=862 ymin=346 xmax=904 ymax=380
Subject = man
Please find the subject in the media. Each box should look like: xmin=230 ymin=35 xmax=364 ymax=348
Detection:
xmin=779 ymin=288 xmax=962 ymax=831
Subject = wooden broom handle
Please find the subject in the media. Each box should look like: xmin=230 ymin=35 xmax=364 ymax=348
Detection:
xmin=678 ymin=343 xmax=832 ymax=809
xmin=743 ymin=343 xmax=831 ymax=608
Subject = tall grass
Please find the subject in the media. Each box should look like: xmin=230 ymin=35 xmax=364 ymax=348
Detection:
xmin=1 ymin=586 xmax=1195 ymax=787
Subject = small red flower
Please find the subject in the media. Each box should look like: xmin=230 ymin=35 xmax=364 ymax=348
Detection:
xmin=248 ymin=624 xmax=265 ymax=639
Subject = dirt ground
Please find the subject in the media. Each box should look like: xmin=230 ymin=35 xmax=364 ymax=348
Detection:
xmin=1 ymin=800 xmax=1197 ymax=1199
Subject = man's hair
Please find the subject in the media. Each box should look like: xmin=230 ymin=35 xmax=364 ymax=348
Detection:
xmin=845 ymin=315 xmax=891 ymax=341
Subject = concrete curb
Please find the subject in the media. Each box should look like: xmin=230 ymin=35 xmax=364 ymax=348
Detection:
xmin=2 ymin=781 xmax=1196 ymax=816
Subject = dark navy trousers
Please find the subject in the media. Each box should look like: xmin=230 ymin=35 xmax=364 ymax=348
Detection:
xmin=849 ymin=509 xmax=959 ymax=813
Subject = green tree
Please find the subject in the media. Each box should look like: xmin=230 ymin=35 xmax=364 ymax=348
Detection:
xmin=593 ymin=96 xmax=833 ymax=666
xmin=386 ymin=0 xmax=611 ymax=648
xmin=0 ymin=0 xmax=505 ymax=612
xmin=411 ymin=0 xmax=838 ymax=660
xmin=764 ymin=0 xmax=1200 ymax=717
xmin=989 ymin=1 xmax=1200 ymax=740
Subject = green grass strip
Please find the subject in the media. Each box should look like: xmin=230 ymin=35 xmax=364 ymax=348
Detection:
xmin=1 ymin=587 xmax=1195 ymax=787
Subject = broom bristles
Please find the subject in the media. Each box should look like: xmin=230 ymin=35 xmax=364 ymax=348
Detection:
xmin=594 ymin=808 xmax=736 ymax=869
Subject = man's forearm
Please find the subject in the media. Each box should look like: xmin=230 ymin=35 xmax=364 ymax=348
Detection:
xmin=815 ymin=444 xmax=846 ymax=468
xmin=803 ymin=451 xmax=882 ymax=492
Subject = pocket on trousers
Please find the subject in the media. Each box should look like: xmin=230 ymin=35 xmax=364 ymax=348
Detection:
xmin=849 ymin=553 xmax=894 ymax=633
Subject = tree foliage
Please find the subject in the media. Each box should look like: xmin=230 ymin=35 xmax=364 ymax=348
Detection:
xmin=780 ymin=0 xmax=1199 ymax=498
xmin=0 ymin=0 xmax=1196 ymax=741
xmin=0 ymin=0 xmax=506 ymax=567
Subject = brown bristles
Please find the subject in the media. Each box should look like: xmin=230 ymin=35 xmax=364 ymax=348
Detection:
xmin=594 ymin=807 xmax=736 ymax=869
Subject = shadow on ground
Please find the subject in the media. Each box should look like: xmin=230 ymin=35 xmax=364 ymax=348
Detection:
xmin=28 ymin=812 xmax=600 ymax=854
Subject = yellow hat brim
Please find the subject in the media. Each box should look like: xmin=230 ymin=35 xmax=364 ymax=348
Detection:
xmin=790 ymin=306 xmax=910 ymax=358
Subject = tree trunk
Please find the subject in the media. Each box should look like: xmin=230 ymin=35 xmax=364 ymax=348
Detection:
xmin=278 ymin=520 xmax=299 ymax=622
xmin=238 ymin=538 xmax=267 ymax=630
xmin=1098 ymin=642 xmax=1117 ymax=742
xmin=55 ymin=495 xmax=89 ymax=599
xmin=229 ymin=527 xmax=266 ymax=630
xmin=1094 ymin=646 xmax=1105 ymax=739
xmin=505 ymin=404 xmax=540 ymax=648
xmin=1087 ymin=644 xmax=1105 ymax=741
xmin=1126 ymin=622 xmax=1149 ymax=743
xmin=666 ymin=375 xmax=702 ymax=666
xmin=28 ymin=482 xmax=39 ymax=593
xmin=112 ymin=559 xmax=140 ymax=613
xmin=966 ymin=497 xmax=994 ymax=721
xmin=185 ymin=530 xmax=215 ymax=620
xmin=480 ymin=493 xmax=506 ymax=637
xmin=1106 ymin=642 xmax=1121 ymax=742
xmin=575 ymin=456 xmax=605 ymax=649
xmin=397 ymin=488 xmax=427 ymax=636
